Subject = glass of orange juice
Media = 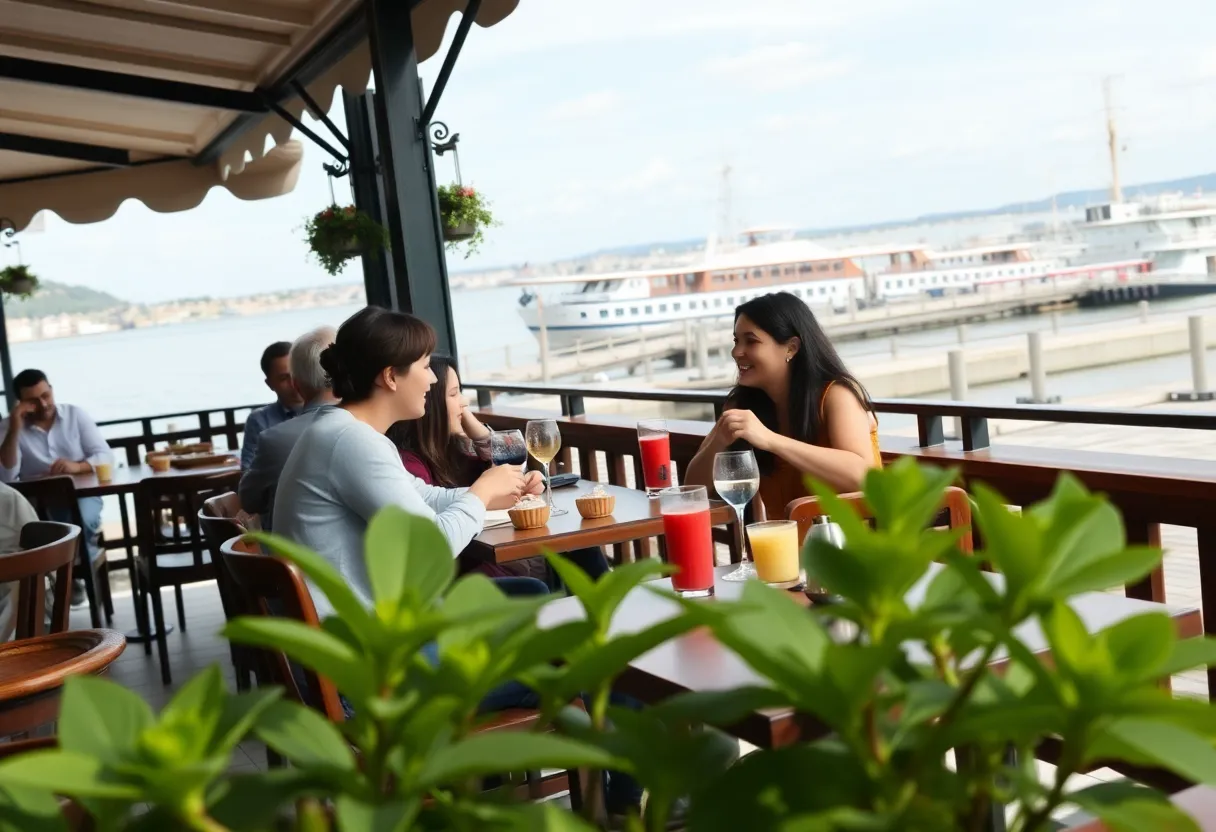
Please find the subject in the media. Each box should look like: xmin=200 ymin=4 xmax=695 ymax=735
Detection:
xmin=746 ymin=520 xmax=801 ymax=587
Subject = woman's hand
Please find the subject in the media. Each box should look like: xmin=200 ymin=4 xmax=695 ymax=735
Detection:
xmin=717 ymin=409 xmax=777 ymax=451
xmin=468 ymin=464 xmax=526 ymax=510
xmin=460 ymin=401 xmax=491 ymax=441
xmin=523 ymin=470 xmax=545 ymax=495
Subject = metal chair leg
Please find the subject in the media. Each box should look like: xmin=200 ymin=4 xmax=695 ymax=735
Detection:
xmin=174 ymin=584 xmax=186 ymax=632
xmin=150 ymin=586 xmax=172 ymax=686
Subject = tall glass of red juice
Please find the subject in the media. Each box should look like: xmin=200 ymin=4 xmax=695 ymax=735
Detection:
xmin=637 ymin=419 xmax=673 ymax=497
xmin=659 ymin=485 xmax=714 ymax=598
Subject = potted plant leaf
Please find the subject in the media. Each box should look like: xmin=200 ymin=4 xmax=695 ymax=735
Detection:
xmin=437 ymin=183 xmax=496 ymax=257
xmin=303 ymin=204 xmax=390 ymax=276
xmin=0 ymin=264 xmax=38 ymax=299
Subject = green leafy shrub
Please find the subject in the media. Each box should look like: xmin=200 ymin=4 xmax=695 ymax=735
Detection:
xmin=302 ymin=205 xmax=390 ymax=277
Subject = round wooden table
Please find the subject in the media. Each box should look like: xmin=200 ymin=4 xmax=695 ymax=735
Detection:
xmin=69 ymin=461 xmax=239 ymax=498
xmin=0 ymin=629 xmax=126 ymax=738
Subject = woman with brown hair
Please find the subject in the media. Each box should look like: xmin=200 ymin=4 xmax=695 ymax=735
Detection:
xmin=388 ymin=354 xmax=610 ymax=586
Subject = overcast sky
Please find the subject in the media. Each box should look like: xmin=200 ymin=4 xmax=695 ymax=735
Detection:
xmin=12 ymin=0 xmax=1216 ymax=302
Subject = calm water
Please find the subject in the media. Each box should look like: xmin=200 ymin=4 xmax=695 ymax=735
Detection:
xmin=8 ymin=286 xmax=1214 ymax=429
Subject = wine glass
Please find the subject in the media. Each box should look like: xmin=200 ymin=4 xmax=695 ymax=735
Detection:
xmin=489 ymin=429 xmax=527 ymax=470
xmin=525 ymin=419 xmax=565 ymax=515
xmin=714 ymin=450 xmax=760 ymax=582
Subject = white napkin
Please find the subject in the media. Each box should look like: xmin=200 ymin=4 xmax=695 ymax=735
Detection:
xmin=483 ymin=509 xmax=512 ymax=529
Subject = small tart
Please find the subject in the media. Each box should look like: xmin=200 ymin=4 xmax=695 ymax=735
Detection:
xmin=508 ymin=504 xmax=550 ymax=530
xmin=574 ymin=491 xmax=615 ymax=519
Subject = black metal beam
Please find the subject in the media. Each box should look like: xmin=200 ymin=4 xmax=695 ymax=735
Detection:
xmin=291 ymin=80 xmax=351 ymax=151
xmin=418 ymin=0 xmax=482 ymax=129
xmin=344 ymin=90 xmax=396 ymax=309
xmin=194 ymin=7 xmax=367 ymax=166
xmin=0 ymin=56 xmax=265 ymax=113
xmin=366 ymin=0 xmax=459 ymax=356
xmin=0 ymin=131 xmax=131 ymax=167
xmin=262 ymin=100 xmax=348 ymax=168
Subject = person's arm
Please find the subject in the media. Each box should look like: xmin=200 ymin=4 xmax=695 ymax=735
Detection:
xmin=75 ymin=407 xmax=112 ymax=471
xmin=719 ymin=389 xmax=876 ymax=494
xmin=240 ymin=410 xmax=266 ymax=471
xmin=333 ymin=431 xmax=486 ymax=558
xmin=238 ymin=435 xmax=278 ymax=515
xmin=0 ymin=415 xmax=20 ymax=483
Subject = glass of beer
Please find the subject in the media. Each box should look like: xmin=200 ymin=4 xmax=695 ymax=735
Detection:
xmin=94 ymin=462 xmax=113 ymax=483
xmin=659 ymin=485 xmax=714 ymax=597
xmin=746 ymin=520 xmax=801 ymax=587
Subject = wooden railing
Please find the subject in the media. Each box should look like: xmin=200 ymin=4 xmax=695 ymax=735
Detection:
xmin=96 ymin=404 xmax=264 ymax=465
xmin=464 ymin=379 xmax=1216 ymax=701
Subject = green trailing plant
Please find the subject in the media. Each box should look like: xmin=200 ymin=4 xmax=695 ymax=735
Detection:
xmin=1 ymin=459 xmax=1215 ymax=831
xmin=437 ymin=184 xmax=495 ymax=258
xmin=0 ymin=264 xmax=39 ymax=298
xmin=303 ymin=205 xmax=390 ymax=277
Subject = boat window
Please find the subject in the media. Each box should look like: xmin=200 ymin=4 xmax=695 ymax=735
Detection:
xmin=599 ymin=309 xmax=609 ymax=318
xmin=659 ymin=304 xmax=668 ymax=312
xmin=818 ymin=286 xmax=826 ymax=295
xmin=615 ymin=308 xmax=625 ymax=317
xmin=685 ymin=274 xmax=697 ymax=286
xmin=897 ymin=280 xmax=904 ymax=288
xmin=771 ymin=267 xmax=781 ymax=277
xmin=834 ymin=262 xmax=844 ymax=270
xmin=673 ymin=302 xmax=681 ymax=311
xmin=580 ymin=312 xmax=588 ymax=319
xmin=752 ymin=269 xmax=763 ymax=279
xmin=817 ymin=263 xmax=829 ymax=272
xmin=630 ymin=307 xmax=639 ymax=315
xmin=645 ymin=305 xmax=653 ymax=314
xmin=714 ymin=298 xmax=722 ymax=307
xmin=798 ymin=264 xmax=812 ymax=274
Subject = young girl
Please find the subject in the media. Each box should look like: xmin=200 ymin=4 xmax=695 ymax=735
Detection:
xmin=388 ymin=354 xmax=610 ymax=586
xmin=685 ymin=292 xmax=880 ymax=519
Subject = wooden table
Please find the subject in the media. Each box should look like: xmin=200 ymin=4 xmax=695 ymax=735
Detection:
xmin=469 ymin=480 xmax=739 ymax=564
xmin=538 ymin=564 xmax=1205 ymax=749
xmin=69 ymin=460 xmax=239 ymax=498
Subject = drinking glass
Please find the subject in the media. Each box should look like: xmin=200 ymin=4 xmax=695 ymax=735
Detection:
xmin=659 ymin=485 xmax=714 ymax=597
xmin=637 ymin=419 xmax=673 ymax=496
xmin=525 ymin=419 xmax=565 ymax=515
xmin=489 ymin=429 xmax=527 ymax=469
xmin=746 ymin=520 xmax=801 ymax=587
xmin=713 ymin=450 xmax=760 ymax=582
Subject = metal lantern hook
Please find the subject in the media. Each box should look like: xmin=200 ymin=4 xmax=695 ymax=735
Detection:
xmin=0 ymin=218 xmax=22 ymax=265
xmin=429 ymin=122 xmax=461 ymax=186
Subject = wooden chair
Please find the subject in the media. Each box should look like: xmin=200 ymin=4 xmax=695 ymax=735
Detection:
xmin=786 ymin=486 xmax=974 ymax=554
xmin=219 ymin=536 xmax=573 ymax=801
xmin=132 ymin=471 xmax=241 ymax=685
xmin=197 ymin=493 xmax=255 ymax=691
xmin=10 ymin=477 xmax=113 ymax=628
xmin=0 ymin=522 xmax=80 ymax=640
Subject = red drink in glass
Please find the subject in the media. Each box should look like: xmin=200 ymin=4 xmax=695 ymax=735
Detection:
xmin=660 ymin=486 xmax=714 ymax=597
xmin=637 ymin=419 xmax=672 ymax=496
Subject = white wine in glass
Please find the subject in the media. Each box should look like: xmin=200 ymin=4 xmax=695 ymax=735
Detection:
xmin=525 ymin=419 xmax=563 ymax=512
xmin=714 ymin=450 xmax=760 ymax=582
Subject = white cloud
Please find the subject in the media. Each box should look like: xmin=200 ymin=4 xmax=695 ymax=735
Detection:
xmin=548 ymin=90 xmax=624 ymax=121
xmin=703 ymin=43 xmax=851 ymax=91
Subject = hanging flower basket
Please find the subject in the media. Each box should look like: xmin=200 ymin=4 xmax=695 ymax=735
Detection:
xmin=303 ymin=204 xmax=390 ymax=276
xmin=0 ymin=264 xmax=38 ymax=299
xmin=437 ymin=184 xmax=496 ymax=258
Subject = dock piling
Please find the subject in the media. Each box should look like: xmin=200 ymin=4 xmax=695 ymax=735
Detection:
xmin=1169 ymin=315 xmax=1214 ymax=402
xmin=948 ymin=349 xmax=967 ymax=439
xmin=1139 ymin=300 xmax=1150 ymax=323
xmin=1017 ymin=331 xmax=1059 ymax=404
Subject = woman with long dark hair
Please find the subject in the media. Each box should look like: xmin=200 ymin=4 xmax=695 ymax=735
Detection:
xmin=685 ymin=291 xmax=880 ymax=517
xmin=388 ymin=355 xmax=610 ymax=585
xmin=273 ymin=307 xmax=541 ymax=616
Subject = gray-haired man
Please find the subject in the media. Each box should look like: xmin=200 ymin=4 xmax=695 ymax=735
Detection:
xmin=238 ymin=326 xmax=339 ymax=530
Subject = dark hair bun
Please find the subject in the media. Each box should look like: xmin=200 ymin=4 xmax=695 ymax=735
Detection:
xmin=319 ymin=344 xmax=356 ymax=401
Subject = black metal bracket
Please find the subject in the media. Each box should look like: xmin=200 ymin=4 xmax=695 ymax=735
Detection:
xmin=262 ymin=95 xmax=351 ymax=176
xmin=428 ymin=122 xmax=461 ymax=183
xmin=414 ymin=0 xmax=482 ymax=139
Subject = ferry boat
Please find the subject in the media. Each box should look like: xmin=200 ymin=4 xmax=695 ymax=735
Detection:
xmin=514 ymin=231 xmax=1059 ymax=347
xmin=1066 ymin=197 xmax=1216 ymax=279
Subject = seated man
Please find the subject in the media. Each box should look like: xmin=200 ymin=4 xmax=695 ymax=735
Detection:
xmin=239 ymin=326 xmax=339 ymax=530
xmin=0 ymin=369 xmax=112 ymax=605
xmin=241 ymin=341 xmax=304 ymax=471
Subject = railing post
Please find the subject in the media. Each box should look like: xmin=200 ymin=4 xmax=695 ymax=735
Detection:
xmin=961 ymin=416 xmax=990 ymax=452
xmin=1171 ymin=316 xmax=1214 ymax=402
xmin=917 ymin=414 xmax=944 ymax=448
xmin=199 ymin=411 xmax=212 ymax=443
xmin=948 ymin=349 xmax=967 ymax=439
xmin=567 ymin=395 xmax=585 ymax=418
xmin=476 ymin=388 xmax=493 ymax=409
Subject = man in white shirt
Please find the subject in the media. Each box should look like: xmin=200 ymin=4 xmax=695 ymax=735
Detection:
xmin=0 ymin=369 xmax=112 ymax=604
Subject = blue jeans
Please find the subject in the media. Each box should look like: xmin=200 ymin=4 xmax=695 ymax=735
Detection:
xmin=50 ymin=496 xmax=103 ymax=563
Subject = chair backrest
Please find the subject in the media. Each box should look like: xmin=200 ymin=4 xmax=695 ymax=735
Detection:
xmin=134 ymin=471 xmax=242 ymax=569
xmin=219 ymin=536 xmax=345 ymax=723
xmin=197 ymin=494 xmax=246 ymax=623
xmin=0 ymin=522 xmax=80 ymax=638
xmin=786 ymin=486 xmax=974 ymax=554
xmin=10 ymin=477 xmax=83 ymax=527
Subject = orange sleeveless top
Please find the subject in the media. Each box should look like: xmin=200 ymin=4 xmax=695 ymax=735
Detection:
xmin=756 ymin=381 xmax=881 ymax=520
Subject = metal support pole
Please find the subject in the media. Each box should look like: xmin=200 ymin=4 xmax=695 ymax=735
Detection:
xmin=948 ymin=349 xmax=967 ymax=440
xmin=1170 ymin=316 xmax=1214 ymax=402
xmin=366 ymin=0 xmax=459 ymax=356
xmin=537 ymin=295 xmax=550 ymax=383
xmin=344 ymin=90 xmax=395 ymax=309
xmin=1017 ymin=331 xmax=1059 ymax=404
xmin=0 ymin=298 xmax=15 ymax=412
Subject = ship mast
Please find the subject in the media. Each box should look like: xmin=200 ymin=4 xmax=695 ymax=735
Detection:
xmin=1105 ymin=76 xmax=1123 ymax=204
xmin=707 ymin=163 xmax=734 ymax=257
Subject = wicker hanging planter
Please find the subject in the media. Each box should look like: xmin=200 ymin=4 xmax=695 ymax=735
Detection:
xmin=437 ymin=184 xmax=496 ymax=258
xmin=0 ymin=264 xmax=38 ymax=298
xmin=303 ymin=205 xmax=389 ymax=276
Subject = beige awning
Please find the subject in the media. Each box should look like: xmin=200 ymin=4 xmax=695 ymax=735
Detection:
xmin=0 ymin=0 xmax=520 ymax=231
